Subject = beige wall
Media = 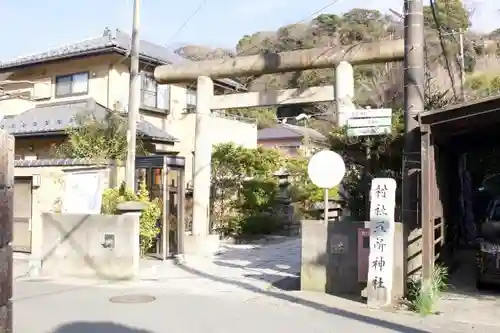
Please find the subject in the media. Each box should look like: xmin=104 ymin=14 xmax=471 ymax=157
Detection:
xmin=15 ymin=164 xmax=124 ymax=258
xmin=4 ymin=54 xmax=115 ymax=106
xmin=40 ymin=213 xmax=140 ymax=279
xmin=164 ymin=111 xmax=257 ymax=185
xmin=0 ymin=97 xmax=34 ymax=116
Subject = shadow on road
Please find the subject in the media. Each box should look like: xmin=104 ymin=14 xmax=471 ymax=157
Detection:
xmin=175 ymin=262 xmax=429 ymax=333
xmin=50 ymin=322 xmax=153 ymax=333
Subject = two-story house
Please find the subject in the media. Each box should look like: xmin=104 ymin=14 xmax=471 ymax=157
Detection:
xmin=0 ymin=28 xmax=258 ymax=184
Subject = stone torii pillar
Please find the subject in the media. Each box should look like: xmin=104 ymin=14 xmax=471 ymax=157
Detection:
xmin=192 ymin=76 xmax=213 ymax=238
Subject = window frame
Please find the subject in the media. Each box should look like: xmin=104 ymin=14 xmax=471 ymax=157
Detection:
xmin=55 ymin=72 xmax=89 ymax=98
xmin=140 ymin=72 xmax=159 ymax=109
xmin=186 ymin=88 xmax=197 ymax=106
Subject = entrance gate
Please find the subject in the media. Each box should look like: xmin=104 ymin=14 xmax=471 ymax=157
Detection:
xmin=135 ymin=155 xmax=186 ymax=260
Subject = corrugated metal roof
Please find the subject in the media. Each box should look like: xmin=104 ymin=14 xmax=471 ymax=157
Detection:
xmin=0 ymin=98 xmax=178 ymax=142
xmin=257 ymin=123 xmax=326 ymax=142
xmin=0 ymin=29 xmax=244 ymax=90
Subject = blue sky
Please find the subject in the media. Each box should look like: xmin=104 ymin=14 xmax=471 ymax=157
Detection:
xmin=0 ymin=0 xmax=498 ymax=61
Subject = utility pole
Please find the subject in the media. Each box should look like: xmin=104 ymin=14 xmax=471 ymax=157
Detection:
xmin=125 ymin=0 xmax=141 ymax=189
xmin=402 ymin=0 xmax=425 ymax=277
xmin=459 ymin=28 xmax=466 ymax=101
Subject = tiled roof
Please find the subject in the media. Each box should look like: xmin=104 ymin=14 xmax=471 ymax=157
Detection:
xmin=0 ymin=29 xmax=244 ymax=90
xmin=0 ymin=98 xmax=178 ymax=143
xmin=257 ymin=123 xmax=327 ymax=142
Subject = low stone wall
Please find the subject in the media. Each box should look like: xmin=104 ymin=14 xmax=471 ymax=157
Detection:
xmin=14 ymin=159 xmax=125 ymax=258
xmin=39 ymin=213 xmax=139 ymax=280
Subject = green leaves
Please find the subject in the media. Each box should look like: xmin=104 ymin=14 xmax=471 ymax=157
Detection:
xmin=223 ymin=107 xmax=278 ymax=129
xmin=52 ymin=111 xmax=146 ymax=160
xmin=101 ymin=181 xmax=160 ymax=255
xmin=423 ymin=0 xmax=470 ymax=33
xmin=465 ymin=73 xmax=500 ymax=98
xmin=210 ymin=143 xmax=340 ymax=235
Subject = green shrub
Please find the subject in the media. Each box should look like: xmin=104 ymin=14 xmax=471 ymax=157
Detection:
xmin=239 ymin=213 xmax=281 ymax=236
xmin=101 ymin=181 xmax=161 ymax=255
xmin=406 ymin=264 xmax=448 ymax=316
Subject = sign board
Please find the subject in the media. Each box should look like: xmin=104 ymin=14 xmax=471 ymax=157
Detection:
xmin=347 ymin=117 xmax=392 ymax=128
xmin=307 ymin=150 xmax=346 ymax=189
xmin=61 ymin=171 xmax=104 ymax=214
xmin=347 ymin=126 xmax=391 ymax=137
xmin=367 ymin=178 xmax=397 ymax=306
xmin=347 ymin=108 xmax=392 ymax=138
xmin=350 ymin=108 xmax=392 ymax=119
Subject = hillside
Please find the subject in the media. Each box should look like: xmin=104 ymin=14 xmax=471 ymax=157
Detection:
xmin=174 ymin=1 xmax=500 ymax=129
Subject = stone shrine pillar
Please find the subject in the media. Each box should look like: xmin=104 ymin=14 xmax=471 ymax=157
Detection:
xmin=366 ymin=178 xmax=404 ymax=308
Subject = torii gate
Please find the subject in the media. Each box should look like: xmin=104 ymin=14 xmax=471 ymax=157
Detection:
xmin=154 ymin=39 xmax=404 ymax=255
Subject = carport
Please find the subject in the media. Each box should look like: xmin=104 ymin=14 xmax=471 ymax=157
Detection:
xmin=419 ymin=95 xmax=500 ymax=279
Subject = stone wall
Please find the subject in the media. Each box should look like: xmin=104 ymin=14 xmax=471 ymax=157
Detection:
xmin=39 ymin=213 xmax=140 ymax=280
xmin=301 ymin=219 xmax=404 ymax=304
xmin=14 ymin=159 xmax=124 ymax=261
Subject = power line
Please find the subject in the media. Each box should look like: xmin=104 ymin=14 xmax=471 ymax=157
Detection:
xmin=163 ymin=0 xmax=209 ymax=48
xmin=143 ymin=0 xmax=209 ymax=70
xmin=232 ymin=0 xmax=346 ymax=76
xmin=147 ymin=0 xmax=345 ymax=73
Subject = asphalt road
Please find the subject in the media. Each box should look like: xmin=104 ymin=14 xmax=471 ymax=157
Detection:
xmin=12 ymin=279 xmax=491 ymax=333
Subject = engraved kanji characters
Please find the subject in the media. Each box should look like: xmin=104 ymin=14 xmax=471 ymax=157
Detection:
xmin=372 ymin=256 xmax=386 ymax=270
xmin=372 ymin=276 xmax=385 ymax=289
xmin=374 ymin=237 xmax=386 ymax=252
xmin=374 ymin=203 xmax=388 ymax=217
xmin=373 ymin=184 xmax=388 ymax=199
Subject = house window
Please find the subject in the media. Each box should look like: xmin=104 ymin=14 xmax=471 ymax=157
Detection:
xmin=55 ymin=72 xmax=89 ymax=97
xmin=186 ymin=88 xmax=197 ymax=106
xmin=140 ymin=72 xmax=170 ymax=110
xmin=141 ymin=73 xmax=157 ymax=108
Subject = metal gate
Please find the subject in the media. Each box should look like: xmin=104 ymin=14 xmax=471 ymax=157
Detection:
xmin=13 ymin=178 xmax=32 ymax=252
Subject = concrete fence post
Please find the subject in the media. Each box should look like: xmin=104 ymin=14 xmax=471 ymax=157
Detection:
xmin=116 ymin=201 xmax=146 ymax=276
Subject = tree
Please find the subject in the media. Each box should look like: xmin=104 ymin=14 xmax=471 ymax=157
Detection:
xmin=210 ymin=143 xmax=283 ymax=236
xmin=465 ymin=73 xmax=500 ymax=98
xmin=423 ymin=0 xmax=470 ymax=33
xmin=52 ymin=111 xmax=146 ymax=160
xmin=224 ymin=107 xmax=278 ymax=129
xmin=285 ymin=155 xmax=338 ymax=217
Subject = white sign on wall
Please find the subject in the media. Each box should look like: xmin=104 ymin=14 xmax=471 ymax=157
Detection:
xmin=367 ymin=177 xmax=397 ymax=305
xmin=61 ymin=171 xmax=104 ymax=214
